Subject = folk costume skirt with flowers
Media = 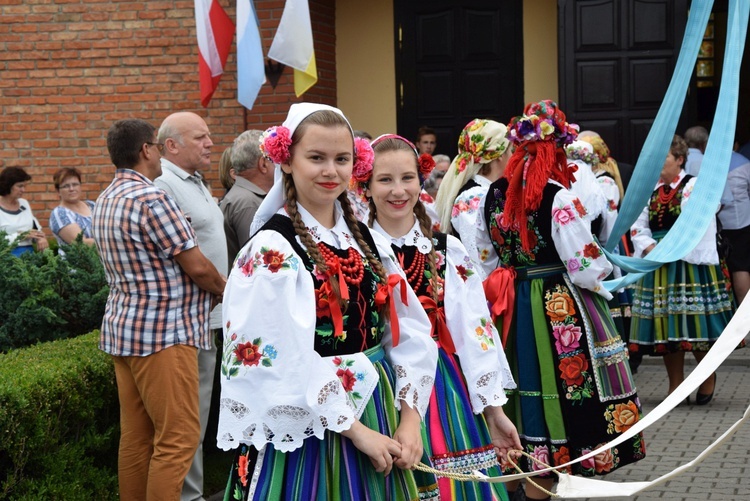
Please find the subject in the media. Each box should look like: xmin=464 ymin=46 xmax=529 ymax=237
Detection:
xmin=223 ymin=346 xmax=438 ymax=501
xmin=501 ymin=265 xmax=646 ymax=477
xmin=629 ymin=240 xmax=735 ymax=356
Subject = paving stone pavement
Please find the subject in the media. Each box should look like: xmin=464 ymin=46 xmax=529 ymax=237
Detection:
xmin=577 ymin=342 xmax=750 ymax=501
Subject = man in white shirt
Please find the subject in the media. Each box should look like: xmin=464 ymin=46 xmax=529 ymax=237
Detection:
xmin=155 ymin=112 xmax=228 ymax=501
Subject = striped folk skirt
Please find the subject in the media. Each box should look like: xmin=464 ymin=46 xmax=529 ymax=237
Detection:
xmin=629 ymin=259 xmax=735 ymax=355
xmin=422 ymin=346 xmax=509 ymax=500
xmin=222 ymin=347 xmax=438 ymax=501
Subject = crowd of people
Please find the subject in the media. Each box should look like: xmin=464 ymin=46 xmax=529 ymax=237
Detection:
xmin=2 ymin=100 xmax=745 ymax=501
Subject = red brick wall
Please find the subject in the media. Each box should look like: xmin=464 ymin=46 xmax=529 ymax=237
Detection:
xmin=0 ymin=0 xmax=337 ymax=229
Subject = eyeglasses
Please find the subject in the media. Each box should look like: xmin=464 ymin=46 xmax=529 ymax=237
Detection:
xmin=146 ymin=142 xmax=165 ymax=153
xmin=59 ymin=182 xmax=81 ymax=190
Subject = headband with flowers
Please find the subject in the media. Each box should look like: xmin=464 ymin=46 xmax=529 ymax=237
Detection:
xmin=565 ymin=141 xmax=599 ymax=166
xmin=350 ymin=134 xmax=435 ymax=198
xmin=507 ymin=101 xmax=579 ymax=148
xmin=502 ymin=100 xmax=580 ymax=252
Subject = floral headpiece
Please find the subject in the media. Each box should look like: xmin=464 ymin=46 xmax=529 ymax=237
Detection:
xmin=565 ymin=141 xmax=599 ymax=166
xmin=507 ymin=99 xmax=579 ymax=148
xmin=350 ymin=134 xmax=435 ymax=198
xmin=454 ymin=119 xmax=509 ymax=174
xmin=579 ymin=134 xmax=611 ymax=164
xmin=259 ymin=126 xmax=292 ymax=164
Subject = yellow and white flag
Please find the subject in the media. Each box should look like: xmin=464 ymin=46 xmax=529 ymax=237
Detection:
xmin=268 ymin=0 xmax=317 ymax=97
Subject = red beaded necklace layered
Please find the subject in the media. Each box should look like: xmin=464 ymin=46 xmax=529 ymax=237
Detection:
xmin=396 ymin=249 xmax=426 ymax=292
xmin=317 ymin=242 xmax=365 ymax=286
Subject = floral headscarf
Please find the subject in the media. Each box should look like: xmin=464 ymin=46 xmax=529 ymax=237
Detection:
xmin=502 ymin=100 xmax=579 ymax=251
xmin=434 ymin=119 xmax=509 ymax=233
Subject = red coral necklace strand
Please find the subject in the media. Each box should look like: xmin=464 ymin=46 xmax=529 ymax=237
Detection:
xmin=317 ymin=243 xmax=365 ymax=285
xmin=397 ymin=249 xmax=425 ymax=292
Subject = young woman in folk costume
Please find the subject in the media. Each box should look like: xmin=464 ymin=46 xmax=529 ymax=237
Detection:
xmin=216 ymin=103 xmax=439 ymax=501
xmin=433 ymin=119 xmax=512 ymax=279
xmin=480 ymin=101 xmax=646 ymax=500
xmin=353 ymin=133 xmax=521 ymax=500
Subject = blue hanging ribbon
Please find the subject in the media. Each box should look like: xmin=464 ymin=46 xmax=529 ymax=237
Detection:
xmin=604 ymin=0 xmax=749 ymax=292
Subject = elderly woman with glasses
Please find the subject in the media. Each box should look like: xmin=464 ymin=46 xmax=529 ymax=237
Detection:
xmin=49 ymin=167 xmax=96 ymax=246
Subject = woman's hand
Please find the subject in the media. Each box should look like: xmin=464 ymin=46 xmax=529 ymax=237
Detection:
xmin=342 ymin=420 xmax=402 ymax=476
xmin=643 ymin=243 xmax=656 ymax=256
xmin=31 ymin=231 xmax=48 ymax=251
xmin=392 ymin=403 xmax=423 ymax=470
xmin=484 ymin=405 xmax=521 ymax=463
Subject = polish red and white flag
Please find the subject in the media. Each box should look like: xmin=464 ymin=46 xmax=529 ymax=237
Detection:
xmin=194 ymin=0 xmax=235 ymax=107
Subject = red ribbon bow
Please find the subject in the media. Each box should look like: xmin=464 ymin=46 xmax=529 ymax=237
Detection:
xmin=419 ymin=296 xmax=455 ymax=354
xmin=482 ymin=267 xmax=516 ymax=346
xmin=375 ymin=274 xmax=409 ymax=347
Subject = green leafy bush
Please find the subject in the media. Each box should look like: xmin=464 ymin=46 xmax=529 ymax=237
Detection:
xmin=0 ymin=332 xmax=119 ymax=500
xmin=0 ymin=232 xmax=108 ymax=353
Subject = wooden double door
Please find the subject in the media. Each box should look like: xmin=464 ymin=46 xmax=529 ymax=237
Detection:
xmin=394 ymin=1 xmax=523 ymax=157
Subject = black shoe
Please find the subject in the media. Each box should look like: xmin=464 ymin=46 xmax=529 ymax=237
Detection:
xmin=696 ymin=373 xmax=716 ymax=406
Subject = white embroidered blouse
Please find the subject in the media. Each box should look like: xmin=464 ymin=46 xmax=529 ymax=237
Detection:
xmin=371 ymin=218 xmax=516 ymax=414
xmin=450 ymin=174 xmax=493 ymax=280
xmin=216 ymin=202 xmax=437 ymax=452
xmin=630 ymin=171 xmax=719 ymax=265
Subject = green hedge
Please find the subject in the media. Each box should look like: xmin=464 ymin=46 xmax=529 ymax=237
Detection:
xmin=0 ymin=332 xmax=119 ymax=500
xmin=0 ymin=233 xmax=108 ymax=353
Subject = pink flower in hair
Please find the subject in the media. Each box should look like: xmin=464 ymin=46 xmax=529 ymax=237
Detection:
xmin=259 ymin=126 xmax=292 ymax=164
xmin=352 ymin=137 xmax=374 ymax=183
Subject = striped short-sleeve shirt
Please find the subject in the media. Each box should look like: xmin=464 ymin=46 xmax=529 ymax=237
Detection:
xmin=92 ymin=169 xmax=210 ymax=356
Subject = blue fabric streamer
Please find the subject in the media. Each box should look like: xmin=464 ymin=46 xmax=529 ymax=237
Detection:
xmin=604 ymin=0 xmax=749 ymax=292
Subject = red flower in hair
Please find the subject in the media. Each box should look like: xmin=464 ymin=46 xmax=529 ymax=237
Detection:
xmin=352 ymin=137 xmax=374 ymax=183
xmin=418 ymin=153 xmax=436 ymax=179
xmin=260 ymin=126 xmax=292 ymax=164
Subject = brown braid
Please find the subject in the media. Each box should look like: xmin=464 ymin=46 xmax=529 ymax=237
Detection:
xmin=413 ymin=200 xmax=440 ymax=305
xmin=284 ymin=173 xmax=348 ymax=310
xmin=339 ymin=191 xmax=388 ymax=285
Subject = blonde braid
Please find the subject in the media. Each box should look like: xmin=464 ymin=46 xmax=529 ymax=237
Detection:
xmin=339 ymin=192 xmax=388 ymax=284
xmin=414 ymin=200 xmax=440 ymax=305
xmin=284 ymin=173 xmax=347 ymax=310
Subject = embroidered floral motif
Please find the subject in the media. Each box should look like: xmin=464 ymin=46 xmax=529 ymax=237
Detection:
xmin=236 ymin=247 xmax=297 ymax=276
xmin=222 ymin=334 xmax=278 ymax=379
xmin=473 ymin=317 xmax=496 ymax=351
xmin=563 ymin=245 xmax=598 ymax=275
xmin=552 ymin=446 xmax=572 ymax=474
xmin=451 ymin=194 xmax=483 ymax=217
xmin=529 ymin=445 xmax=550 ymax=471
xmin=487 ymin=189 xmax=546 ymax=266
xmin=552 ymin=324 xmax=582 ymax=354
xmin=572 ymin=198 xmax=587 ymax=218
xmin=545 ymin=290 xmax=576 ymax=322
xmin=332 ymin=356 xmax=365 ymax=408
xmin=552 ymin=204 xmax=577 ymax=226
xmin=604 ymin=400 xmax=639 ymax=434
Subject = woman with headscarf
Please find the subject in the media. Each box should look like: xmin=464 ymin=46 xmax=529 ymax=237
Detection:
xmin=481 ymin=101 xmax=645 ymax=500
xmin=434 ymin=119 xmax=512 ymax=278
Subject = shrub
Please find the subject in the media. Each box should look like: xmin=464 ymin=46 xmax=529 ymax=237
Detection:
xmin=0 ymin=232 xmax=108 ymax=353
xmin=0 ymin=332 xmax=119 ymax=500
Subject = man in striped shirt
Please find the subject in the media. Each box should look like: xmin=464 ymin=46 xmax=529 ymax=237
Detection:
xmin=93 ymin=119 xmax=226 ymax=500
